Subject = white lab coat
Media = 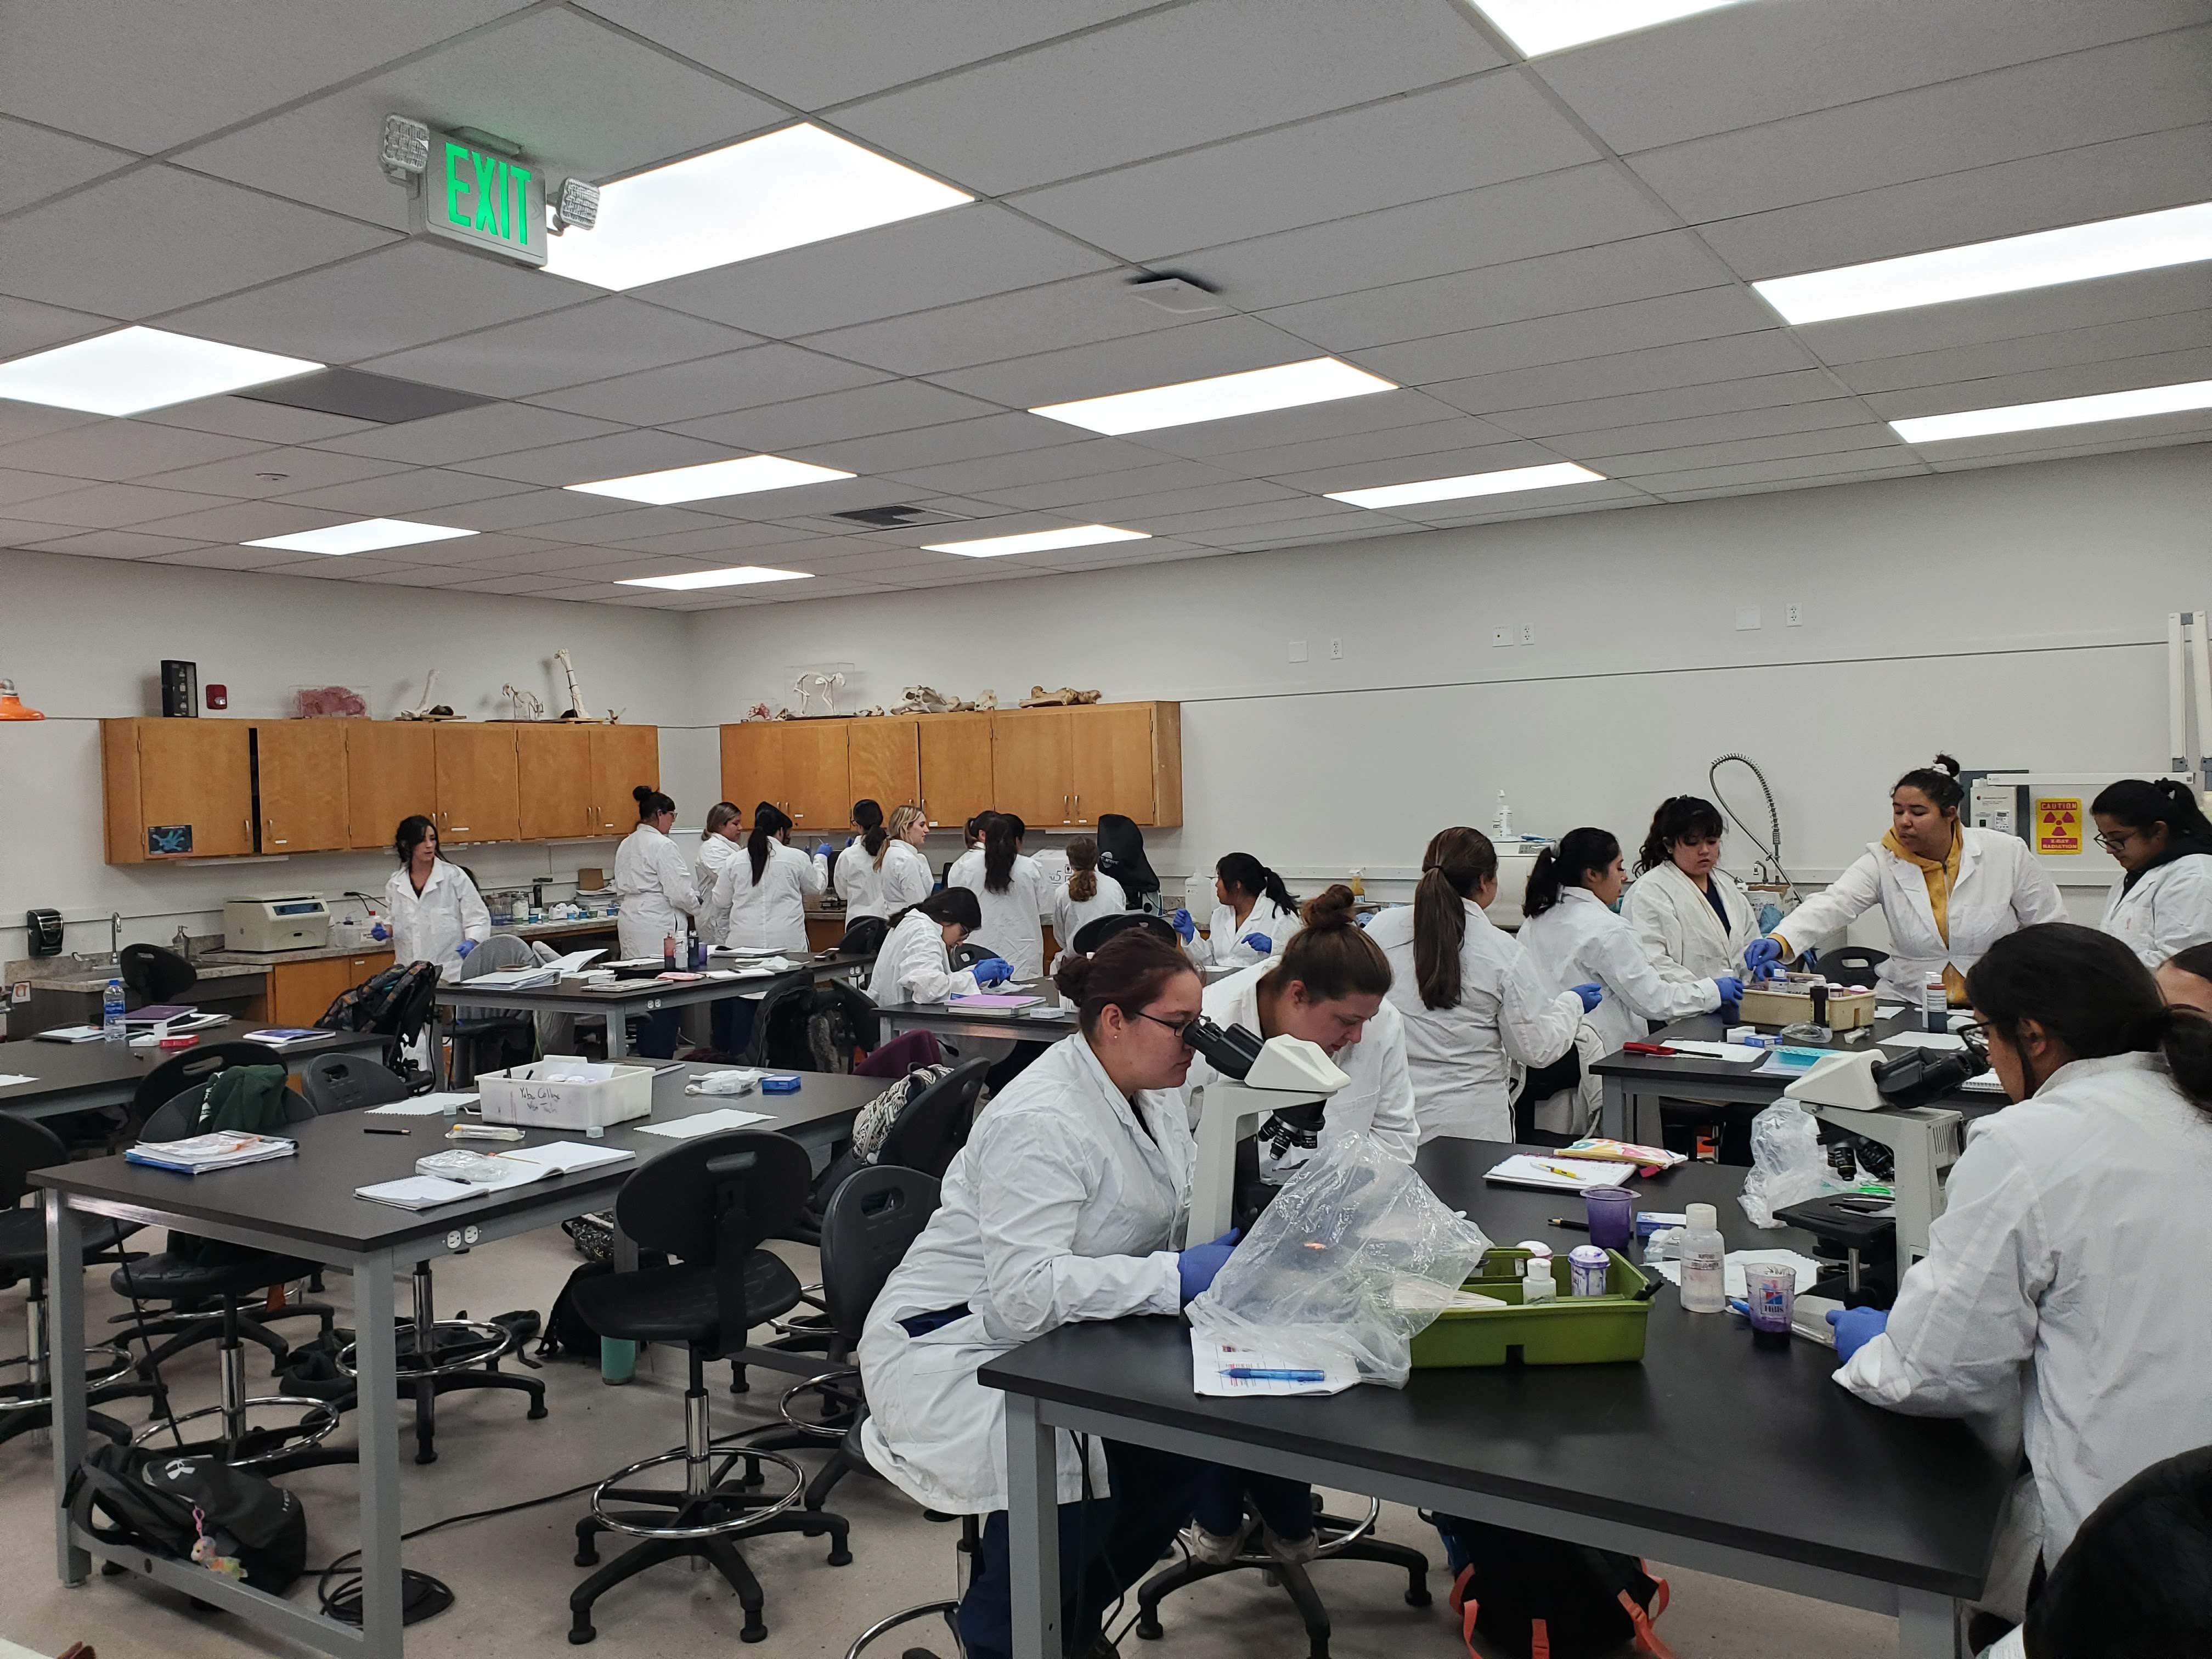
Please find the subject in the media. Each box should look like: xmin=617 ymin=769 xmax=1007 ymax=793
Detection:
xmin=946 ymin=845 xmax=985 ymax=889
xmin=1774 ymin=828 xmax=2064 ymax=1003
xmin=950 ymin=853 xmax=1052 ymax=979
xmin=1181 ymin=962 xmax=1420 ymax=1169
xmin=2098 ymin=851 xmax=2212 ymax=969
xmin=1367 ymin=901 xmax=1583 ymax=1142
xmin=1517 ymin=887 xmax=1723 ymax=1055
xmin=882 ymin=839 xmax=936 ymax=916
xmin=1837 ymin=1051 xmax=2212 ymax=1563
xmin=694 ymin=832 xmax=742 ymax=945
xmin=833 ymin=840 xmax=894 ymax=923
xmin=867 ymin=909 xmax=981 ymax=1006
xmin=382 ymin=860 xmax=491 ymax=983
xmin=1186 ymin=896 xmax=1302 ymax=968
xmin=613 ymin=823 xmax=696 ymax=961
xmin=1050 ymin=873 xmax=1128 ymax=969
xmin=857 ymin=1033 xmax=1194 ymax=1513
xmin=1622 ymin=861 xmax=1761 ymax=985
xmin=713 ymin=839 xmax=827 ymax=953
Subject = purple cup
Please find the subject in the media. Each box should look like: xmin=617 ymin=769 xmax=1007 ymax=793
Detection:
xmin=1582 ymin=1185 xmax=1635 ymax=1252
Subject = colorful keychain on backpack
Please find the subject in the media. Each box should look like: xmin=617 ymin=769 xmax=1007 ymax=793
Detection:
xmin=189 ymin=1505 xmax=245 ymax=1580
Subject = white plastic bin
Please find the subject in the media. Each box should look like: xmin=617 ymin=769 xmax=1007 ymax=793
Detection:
xmin=476 ymin=1057 xmax=654 ymax=1132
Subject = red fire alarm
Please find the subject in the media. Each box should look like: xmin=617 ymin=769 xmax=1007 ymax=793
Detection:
xmin=205 ymin=684 xmax=228 ymax=710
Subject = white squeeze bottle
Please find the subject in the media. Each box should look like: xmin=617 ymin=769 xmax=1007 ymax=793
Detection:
xmin=1678 ymin=1203 xmax=1726 ymax=1314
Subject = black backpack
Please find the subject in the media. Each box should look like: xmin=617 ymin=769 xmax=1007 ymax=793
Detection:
xmin=743 ymin=980 xmax=879 ymax=1071
xmin=1436 ymin=1515 xmax=1673 ymax=1659
xmin=69 ymin=1442 xmax=307 ymax=1593
xmin=317 ymin=960 xmax=438 ymax=1034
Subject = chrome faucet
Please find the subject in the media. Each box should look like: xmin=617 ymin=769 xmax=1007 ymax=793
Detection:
xmin=109 ymin=911 xmax=123 ymax=964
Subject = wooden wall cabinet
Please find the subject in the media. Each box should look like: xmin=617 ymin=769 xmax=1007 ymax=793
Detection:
xmin=588 ymin=724 xmax=660 ymax=835
xmin=916 ymin=713 xmax=994 ymax=828
xmin=516 ymin=724 xmax=592 ymax=841
xmin=253 ymin=720 xmax=349 ymax=853
xmin=432 ymin=725 xmax=520 ymax=845
xmin=989 ymin=708 xmax=1074 ymax=827
xmin=100 ymin=718 xmax=255 ymax=862
xmin=720 ymin=723 xmax=784 ymax=827
xmin=345 ymin=721 xmax=436 ymax=851
xmin=1070 ymin=701 xmax=1179 ymax=827
xmin=720 ymin=721 xmax=848 ymax=832
xmin=847 ymin=717 xmax=920 ymax=816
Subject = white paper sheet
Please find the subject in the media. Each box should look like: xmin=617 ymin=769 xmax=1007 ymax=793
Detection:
xmin=1961 ymin=1069 xmax=2008 ymax=1093
xmin=494 ymin=1140 xmax=634 ymax=1175
xmin=1662 ymin=1040 xmax=1769 ymax=1063
xmin=635 ymin=1108 xmax=774 ymax=1139
xmin=365 ymin=1092 xmax=479 ymax=1116
xmin=0 ymin=1074 xmax=39 ymax=1088
xmin=1652 ymin=1249 xmax=1825 ymax=1299
xmin=355 ymin=1175 xmax=485 ymax=1209
xmin=1483 ymin=1154 xmax=1635 ymax=1192
xmin=1880 ymin=1030 xmax=1967 ymax=1052
xmin=1190 ymin=1333 xmax=1358 ymax=1397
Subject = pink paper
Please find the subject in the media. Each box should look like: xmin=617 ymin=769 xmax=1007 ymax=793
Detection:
xmin=950 ymin=994 xmax=1042 ymax=1009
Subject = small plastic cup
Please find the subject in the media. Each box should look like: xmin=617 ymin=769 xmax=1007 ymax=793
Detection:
xmin=1582 ymin=1184 xmax=1635 ymax=1252
xmin=1743 ymin=1263 xmax=1796 ymax=1344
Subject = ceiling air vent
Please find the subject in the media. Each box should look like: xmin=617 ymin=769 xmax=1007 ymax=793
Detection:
xmin=831 ymin=504 xmax=972 ymax=529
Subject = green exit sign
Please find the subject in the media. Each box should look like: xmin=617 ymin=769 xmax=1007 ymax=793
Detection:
xmin=412 ymin=129 xmax=546 ymax=267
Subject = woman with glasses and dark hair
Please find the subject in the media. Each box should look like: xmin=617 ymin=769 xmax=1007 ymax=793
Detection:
xmin=1747 ymin=755 xmax=2065 ymax=1007
xmin=2090 ymin=777 xmax=2212 ymax=967
xmin=1623 ymin=794 xmax=1760 ymax=985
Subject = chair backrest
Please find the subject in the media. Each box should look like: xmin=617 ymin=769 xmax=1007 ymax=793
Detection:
xmin=837 ymin=915 xmax=889 ymax=957
xmin=819 ymin=1165 xmax=941 ymax=1342
xmin=743 ymin=981 xmax=879 ymax=1071
xmin=949 ymin=940 xmax=989 ymax=969
xmin=462 ymin=933 xmax=538 ymax=975
xmin=142 ymin=1080 xmax=315 ymax=1142
xmin=127 ymin=1040 xmax=287 ymax=1126
xmin=1070 ymin=911 xmax=1178 ymax=957
xmin=120 ymin=943 xmax=198 ymax=1003
xmin=1822 ymin=945 xmax=1891 ymax=988
xmin=614 ymin=1128 xmax=810 ymax=1265
xmin=0 ymin=1115 xmax=70 ymax=1206
xmin=876 ymin=1057 xmax=990 ymax=1180
xmin=297 ymin=1052 xmax=411 ymax=1114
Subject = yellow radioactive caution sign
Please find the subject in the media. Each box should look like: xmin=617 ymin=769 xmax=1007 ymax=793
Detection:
xmin=2035 ymin=797 xmax=2082 ymax=855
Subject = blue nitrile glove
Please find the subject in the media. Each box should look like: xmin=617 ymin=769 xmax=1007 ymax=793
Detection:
xmin=370 ymin=923 xmax=390 ymax=942
xmin=1177 ymin=1228 xmax=1241 ymax=1302
xmin=1714 ymin=975 xmax=1745 ymax=1006
xmin=1745 ymin=938 xmax=1785 ymax=980
xmin=814 ymin=842 xmax=834 ymax=859
xmin=1240 ymin=933 xmax=1273 ymax=955
xmin=455 ymin=938 xmax=477 ymax=958
xmin=1826 ymin=1306 xmax=1889 ymax=1362
xmin=1170 ymin=908 xmax=1195 ymax=943
xmin=971 ymin=956 xmax=1012 ymax=987
xmin=1572 ymin=982 xmax=1604 ymax=1012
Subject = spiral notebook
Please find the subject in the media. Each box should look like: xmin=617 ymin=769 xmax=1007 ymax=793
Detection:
xmin=1483 ymin=1155 xmax=1635 ymax=1192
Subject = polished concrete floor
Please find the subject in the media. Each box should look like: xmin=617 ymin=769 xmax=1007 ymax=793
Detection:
xmin=0 ymin=1226 xmax=1902 ymax=1658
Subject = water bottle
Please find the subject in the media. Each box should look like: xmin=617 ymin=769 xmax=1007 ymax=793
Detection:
xmin=101 ymin=978 xmax=127 ymax=1042
xmin=1678 ymin=1203 xmax=1726 ymax=1314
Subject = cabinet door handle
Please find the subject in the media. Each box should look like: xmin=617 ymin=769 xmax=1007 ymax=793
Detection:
xmin=451 ymin=825 xmax=470 ymax=834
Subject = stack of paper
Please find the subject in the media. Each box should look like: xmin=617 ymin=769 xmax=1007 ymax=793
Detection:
xmin=126 ymin=1132 xmax=296 ymax=1173
xmin=242 ymin=1028 xmax=328 ymax=1048
xmin=34 ymin=1025 xmax=109 ymax=1043
xmin=354 ymin=1138 xmax=633 ymax=1207
xmin=464 ymin=965 xmax=561 ymax=990
xmin=1961 ymin=1069 xmax=2007 ymax=1093
xmin=364 ymin=1092 xmax=479 ymax=1117
xmin=635 ymin=1108 xmax=774 ymax=1139
xmin=949 ymin=993 xmax=1041 ymax=1009
xmin=1191 ymin=1333 xmax=1358 ymax=1397
xmin=1661 ymin=1040 xmax=1768 ymax=1064
xmin=1483 ymin=1154 xmax=1635 ymax=1192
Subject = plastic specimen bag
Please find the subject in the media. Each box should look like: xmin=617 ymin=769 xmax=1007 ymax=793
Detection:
xmin=1739 ymin=1101 xmax=1829 ymax=1228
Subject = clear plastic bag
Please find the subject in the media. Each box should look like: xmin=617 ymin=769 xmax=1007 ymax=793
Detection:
xmin=1186 ymin=1132 xmax=1492 ymax=1388
xmin=1740 ymin=1101 xmax=1828 ymax=1228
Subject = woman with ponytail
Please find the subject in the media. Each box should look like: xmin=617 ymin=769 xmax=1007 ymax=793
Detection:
xmin=2091 ymin=777 xmax=2212 ymax=967
xmin=1049 ymin=835 xmax=1126 ymax=971
xmin=710 ymin=800 xmax=827 ymax=953
xmin=1367 ymin=828 xmax=1593 ymax=1141
xmin=1622 ymin=794 xmax=1762 ymax=985
xmin=831 ymin=799 xmax=895 ymax=922
xmin=950 ymin=811 xmax=1049 ymax=979
xmin=1831 ymin=923 xmax=2212 ymax=1582
xmin=1172 ymin=852 xmax=1302 ymax=968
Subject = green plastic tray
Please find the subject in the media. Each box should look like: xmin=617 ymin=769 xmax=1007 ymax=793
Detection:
xmin=1408 ymin=1247 xmax=1652 ymax=1368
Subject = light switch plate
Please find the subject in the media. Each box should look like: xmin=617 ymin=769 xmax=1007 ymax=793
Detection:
xmin=1735 ymin=604 xmax=1762 ymax=630
xmin=1288 ymin=640 xmax=1308 ymax=662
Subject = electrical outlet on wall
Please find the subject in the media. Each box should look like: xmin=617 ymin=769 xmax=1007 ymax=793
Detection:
xmin=1786 ymin=602 xmax=1803 ymax=627
xmin=1329 ymin=637 xmax=1342 ymax=659
xmin=1491 ymin=627 xmax=1511 ymax=648
xmin=1288 ymin=640 xmax=1308 ymax=662
xmin=1517 ymin=622 xmax=1534 ymax=645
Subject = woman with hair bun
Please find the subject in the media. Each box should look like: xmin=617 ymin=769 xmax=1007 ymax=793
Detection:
xmin=1172 ymin=852 xmax=1302 ymax=968
xmin=1623 ymin=794 xmax=1760 ymax=985
xmin=1749 ymin=755 xmax=2066 ymax=1006
xmin=613 ymin=785 xmax=697 ymax=1057
xmin=2091 ymin=777 xmax=2212 ymax=967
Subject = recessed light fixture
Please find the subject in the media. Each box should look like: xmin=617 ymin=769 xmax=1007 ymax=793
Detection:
xmin=923 ymin=524 xmax=1151 ymax=559
xmin=544 ymin=123 xmax=972 ymax=291
xmin=1327 ymin=461 xmax=1606 ymax=510
xmin=1031 ymin=358 xmax=1396 ymax=436
xmin=1890 ymin=379 xmax=2212 ymax=444
xmin=617 ymin=566 xmax=815 ymax=590
xmin=1756 ymin=202 xmax=2212 ymax=325
xmin=1470 ymin=0 xmax=1746 ymax=57
xmin=0 ymin=326 xmax=321 ymax=417
xmin=566 ymin=454 xmax=855 ymax=506
xmin=244 ymin=518 xmax=477 ymax=555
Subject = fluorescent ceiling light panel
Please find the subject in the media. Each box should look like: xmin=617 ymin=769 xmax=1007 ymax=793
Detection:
xmin=1757 ymin=202 xmax=2212 ymax=325
xmin=1890 ymin=379 xmax=2212 ymax=444
xmin=0 ymin=325 xmax=320 ymax=417
xmin=1032 ymin=358 xmax=1395 ymax=436
xmin=1328 ymin=461 xmax=1606 ymax=510
xmin=544 ymin=123 xmax=972 ymax=291
xmin=618 ymin=566 xmax=814 ymax=590
xmin=244 ymin=518 xmax=477 ymax=555
xmin=1470 ymin=0 xmax=1746 ymax=57
xmin=923 ymin=524 xmax=1150 ymax=559
xmin=566 ymin=454 xmax=854 ymax=505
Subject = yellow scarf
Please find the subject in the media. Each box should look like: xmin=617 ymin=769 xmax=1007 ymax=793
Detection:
xmin=1883 ymin=826 xmax=1967 ymax=1003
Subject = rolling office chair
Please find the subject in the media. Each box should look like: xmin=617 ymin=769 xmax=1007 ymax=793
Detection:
xmin=1070 ymin=911 xmax=1180 ymax=956
xmin=565 ymin=1129 xmax=852 ymax=1646
xmin=297 ymin=1052 xmax=547 ymax=1465
xmin=120 ymin=942 xmax=197 ymax=1005
xmin=448 ymin=934 xmax=541 ymax=1085
xmin=836 ymin=915 xmax=889 ymax=957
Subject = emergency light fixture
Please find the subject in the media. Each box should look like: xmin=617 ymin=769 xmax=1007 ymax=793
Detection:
xmin=566 ymin=454 xmax=854 ymax=506
xmin=1756 ymin=203 xmax=2212 ymax=325
xmin=1889 ymin=379 xmax=2212 ymax=445
xmin=551 ymin=177 xmax=601 ymax=233
xmin=0 ymin=326 xmax=321 ymax=417
xmin=1327 ymin=461 xmax=1605 ymax=510
xmin=244 ymin=518 xmax=478 ymax=555
xmin=380 ymin=115 xmax=431 ymax=183
xmin=617 ymin=566 xmax=814 ymax=590
xmin=1469 ymin=0 xmax=1747 ymax=57
xmin=1031 ymin=358 xmax=1396 ymax=436
xmin=923 ymin=525 xmax=1150 ymax=558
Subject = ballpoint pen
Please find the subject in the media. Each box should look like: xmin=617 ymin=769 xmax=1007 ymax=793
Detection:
xmin=1223 ymin=1367 xmax=1327 ymax=1383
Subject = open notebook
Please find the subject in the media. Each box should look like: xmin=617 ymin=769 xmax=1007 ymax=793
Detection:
xmin=1483 ymin=1154 xmax=1636 ymax=1193
xmin=355 ymin=1139 xmax=633 ymax=1209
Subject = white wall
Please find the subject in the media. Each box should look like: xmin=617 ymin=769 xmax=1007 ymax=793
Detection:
xmin=0 ymin=547 xmax=709 ymax=961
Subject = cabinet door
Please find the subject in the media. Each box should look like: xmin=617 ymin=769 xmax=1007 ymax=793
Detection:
xmin=781 ymin=721 xmax=851 ymax=834
xmin=1069 ymin=704 xmax=1158 ymax=826
xmin=434 ymin=725 xmax=520 ymax=844
xmin=846 ymin=718 xmax=920 ymax=813
xmin=990 ymin=710 xmax=1073 ymax=827
xmin=916 ymin=713 xmax=995 ymax=830
xmin=515 ymin=725 xmax=592 ymax=841
xmin=588 ymin=724 xmax=661 ymax=834
xmin=346 ymin=723 xmax=437 ymax=851
xmin=268 ymin=957 xmax=346 ymax=1028
xmin=138 ymin=720 xmax=255 ymax=857
xmin=254 ymin=721 xmax=349 ymax=853
xmin=721 ymin=724 xmax=785 ymax=827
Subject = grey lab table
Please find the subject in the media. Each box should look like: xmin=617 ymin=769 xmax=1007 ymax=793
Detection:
xmin=36 ymin=1062 xmax=882 ymax=1659
xmin=983 ymin=1141 xmax=2011 ymax=1659
xmin=1594 ymin=1006 xmax=2004 ymax=1144
xmin=874 ymin=996 xmax=1081 ymax=1046
xmin=0 ymin=1029 xmax=385 ymax=1124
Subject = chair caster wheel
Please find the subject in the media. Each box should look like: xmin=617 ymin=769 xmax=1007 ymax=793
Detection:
xmin=827 ymin=1545 xmax=853 ymax=1566
xmin=101 ymin=1560 xmax=127 ymax=1577
xmin=528 ymin=1403 xmax=549 ymax=1420
xmin=1405 ymin=1586 xmax=1431 ymax=1607
xmin=741 ymin=1618 xmax=768 ymax=1643
xmin=568 ymin=1625 xmax=596 ymax=1645
xmin=1136 ymin=1615 xmax=1163 ymax=1640
xmin=574 ymin=1548 xmax=596 ymax=1566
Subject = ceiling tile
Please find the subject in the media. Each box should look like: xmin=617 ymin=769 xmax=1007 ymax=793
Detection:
xmin=970 ymin=459 xmax=1240 ymax=512
xmin=270 ymin=466 xmax=537 ymax=514
xmin=442 ymin=427 xmax=736 ymax=487
xmin=1651 ymin=465 xmax=1938 ymax=503
xmin=424 ymin=487 xmax=647 ymax=532
xmin=924 ymin=313 xmax=1321 ymax=407
xmin=0 ymin=467 xmax=81 ymax=507
xmin=128 ymin=499 xmax=358 ymax=543
xmin=346 ymin=564 xmax=488 ymax=586
xmin=1861 ymin=346 xmax=2212 ymax=420
xmin=1644 ymin=453 xmax=1931 ymax=494
xmin=0 ymin=420 xmax=270 ymax=482
xmin=359 ymin=298 xmax=760 ymax=399
xmin=312 ymin=403 xmax=630 ymax=466
xmin=1831 ymin=312 xmax=2212 ymax=397
xmin=276 ymin=554 xmax=414 ymax=580
xmin=528 ymin=343 xmax=890 ymax=425
xmin=880 ymin=437 xmax=1166 ymax=496
xmin=1481 ymin=369 xmax=1848 ymax=439
xmin=1264 ymin=438 xmax=1564 ymax=494
xmin=1048 ymin=478 xmax=1307 ymax=522
xmin=0 ymin=114 xmax=134 ymax=215
xmin=1187 ymin=415 xmax=1533 ymax=481
xmin=143 ymin=445 xmax=411 ymax=498
xmin=1553 ymin=397 xmax=1881 ymax=460
xmin=799 ymin=272 xmax=1220 ymax=378
xmin=441 ymin=543 xmax=635 ymax=575
xmin=23 ymin=528 xmax=214 ymax=560
xmin=1798 ymin=262 xmax=2212 ymax=366
xmin=1350 ymin=286 xmax=1776 ymax=387
xmin=0 ymin=514 xmax=82 ymax=546
xmin=0 ymin=480 xmax=232 ymax=528
xmin=1011 ymin=71 xmax=1595 ymax=262
xmin=448 ymin=571 xmax=605 ymax=595
xmin=1120 ymin=496 xmax=1353 ymax=536
xmin=1596 ymin=425 xmax=1908 ymax=478
xmin=602 ymin=521 xmax=821 ymax=557
xmin=138 ymin=395 xmax=380 ymax=444
xmin=671 ymin=380 xmax=1001 ymax=453
xmin=0 ymin=165 xmax=396 ymax=319
xmin=1121 ymin=387 xmax=1475 ymax=457
xmin=0 ymin=403 xmax=103 ymax=449
xmin=1423 ymin=331 xmax=1821 ymax=417
xmin=515 ymin=505 xmax=745 ymax=546
xmin=774 ymin=411 xmax=1079 ymax=475
xmin=376 ymin=529 xmax=584 ymax=564
xmin=0 ymin=293 xmax=116 ymax=361
xmin=151 ymin=541 xmax=341 ymax=571
xmin=837 ymin=0 xmax=1502 ymax=193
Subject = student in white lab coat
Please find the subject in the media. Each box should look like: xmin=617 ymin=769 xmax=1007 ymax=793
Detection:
xmin=1828 ymin=923 xmax=2212 ymax=1612
xmin=1750 ymin=755 xmax=2066 ymax=1006
xmin=945 ymin=812 xmax=990 ymax=890
xmin=1368 ymin=827 xmax=1595 ymax=1142
xmin=1171 ymin=853 xmax=1302 ymax=968
xmin=876 ymin=804 xmax=937 ymax=916
xmin=613 ymin=787 xmax=697 ymax=1058
xmin=2090 ymin=777 xmax=2212 ymax=969
xmin=866 ymin=889 xmax=1010 ymax=1007
xmin=1623 ymin=795 xmax=1761 ymax=984
xmin=376 ymin=814 xmax=491 ymax=983
xmin=831 ymin=799 xmax=888 ymax=922
xmin=712 ymin=802 xmax=827 ymax=953
xmin=1049 ymin=835 xmax=1127 ymax=970
xmin=950 ymin=812 xmax=1050 ymax=980
xmin=857 ymin=929 xmax=1222 ymax=1659
xmin=693 ymin=802 xmax=743 ymax=943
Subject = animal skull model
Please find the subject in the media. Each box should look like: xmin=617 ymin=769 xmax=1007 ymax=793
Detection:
xmin=1019 ymin=685 xmax=1103 ymax=707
